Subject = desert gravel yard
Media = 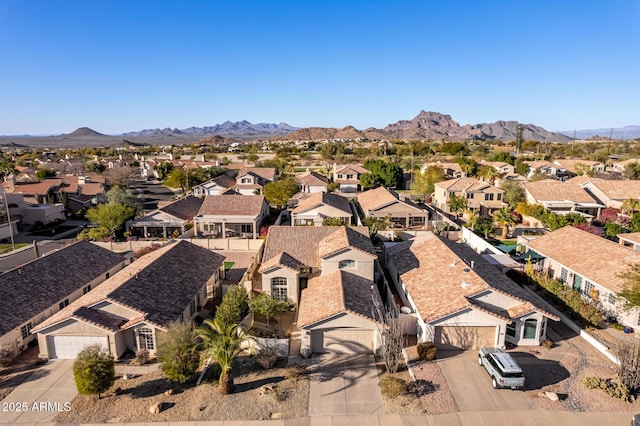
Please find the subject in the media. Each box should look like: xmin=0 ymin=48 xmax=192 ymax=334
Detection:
xmin=56 ymin=356 xmax=309 ymax=423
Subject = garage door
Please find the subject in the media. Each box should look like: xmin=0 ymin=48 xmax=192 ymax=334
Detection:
xmin=47 ymin=335 xmax=109 ymax=359
xmin=434 ymin=326 xmax=496 ymax=350
xmin=311 ymin=328 xmax=373 ymax=354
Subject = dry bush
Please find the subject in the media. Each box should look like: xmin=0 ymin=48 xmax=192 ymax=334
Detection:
xmin=379 ymin=375 xmax=408 ymax=398
xmin=0 ymin=344 xmax=16 ymax=367
xmin=285 ymin=364 xmax=308 ymax=381
xmin=416 ymin=342 xmax=437 ymax=361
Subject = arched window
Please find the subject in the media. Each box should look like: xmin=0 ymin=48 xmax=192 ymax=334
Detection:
xmin=138 ymin=328 xmax=154 ymax=350
xmin=271 ymin=277 xmax=288 ymax=300
xmin=8 ymin=203 xmax=18 ymax=208
xmin=338 ymin=259 xmax=356 ymax=269
xmin=523 ymin=319 xmax=538 ymax=339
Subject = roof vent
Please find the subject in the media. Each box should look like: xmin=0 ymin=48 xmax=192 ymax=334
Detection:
xmin=461 ymin=282 xmax=471 ymax=288
xmin=450 ymin=260 xmax=457 ymax=267
xmin=463 ymin=268 xmax=470 ymax=273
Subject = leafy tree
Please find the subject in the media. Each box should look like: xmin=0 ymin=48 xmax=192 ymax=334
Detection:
xmin=572 ymin=223 xmax=605 ymax=237
xmin=320 ymin=142 xmax=346 ymax=161
xmin=359 ymin=172 xmax=382 ymax=190
xmin=492 ymin=208 xmax=516 ymax=239
xmin=263 ymin=178 xmax=299 ymax=208
xmin=196 ymin=320 xmax=255 ymax=394
xmin=86 ymin=203 xmax=135 ymax=238
xmin=574 ymin=163 xmax=594 ymax=177
xmin=247 ymin=153 xmax=259 ymax=164
xmin=620 ymin=263 xmax=640 ymax=308
xmin=491 ymin=152 xmax=515 ymax=165
xmin=447 ymin=193 xmax=468 ymax=219
xmin=76 ymin=226 xmax=111 ymax=241
xmin=475 ymin=165 xmax=500 ymax=185
xmin=157 ymin=321 xmax=200 ymax=383
xmin=515 ymin=160 xmax=529 ymax=176
xmin=72 ymin=344 xmax=115 ymax=399
xmin=85 ymin=161 xmax=106 ymax=174
xmin=106 ymin=186 xmax=143 ymax=216
xmin=363 ymin=159 xmax=404 ymax=189
xmin=630 ymin=214 xmax=640 ymax=233
xmin=501 ymin=180 xmax=526 ymax=209
xmin=475 ymin=216 xmax=495 ymax=239
xmin=196 ymin=166 xmax=227 ymax=181
xmin=439 ymin=142 xmax=465 ymax=155
xmin=214 ymin=285 xmax=250 ymax=329
xmin=322 ymin=217 xmax=347 ymax=226
xmin=564 ymin=212 xmax=587 ymax=226
xmin=35 ymin=168 xmax=56 ymax=180
xmin=363 ymin=216 xmax=391 ymax=237
xmin=412 ymin=166 xmax=446 ymax=198
xmin=154 ymin=162 xmax=174 ymax=180
xmin=605 ymin=222 xmax=623 ymax=239
xmin=249 ymin=293 xmax=288 ymax=327
xmin=540 ymin=211 xmax=567 ymax=231
xmin=0 ymin=158 xmax=16 ymax=179
xmin=621 ymin=199 xmax=640 ymax=216
xmin=103 ymin=166 xmax=137 ymax=187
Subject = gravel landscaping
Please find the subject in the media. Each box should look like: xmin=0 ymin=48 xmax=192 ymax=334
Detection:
xmin=0 ymin=346 xmax=42 ymax=401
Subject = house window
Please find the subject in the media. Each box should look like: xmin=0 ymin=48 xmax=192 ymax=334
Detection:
xmin=58 ymin=299 xmax=69 ymax=310
xmin=412 ymin=216 xmax=424 ymax=223
xmin=271 ymin=277 xmax=288 ymax=301
xmin=448 ymin=191 xmax=454 ymax=197
xmin=506 ymin=321 xmax=517 ymax=338
xmin=523 ymin=319 xmax=538 ymax=339
xmin=583 ymin=280 xmax=594 ymax=297
xmin=190 ymin=299 xmax=196 ymax=316
xmin=180 ymin=313 xmax=184 ymax=323
xmin=83 ymin=285 xmax=91 ymax=294
xmin=465 ymin=192 xmax=473 ymax=199
xmin=21 ymin=322 xmax=32 ymax=339
xmin=608 ymin=293 xmax=617 ymax=306
xmin=484 ymin=193 xmax=494 ymax=201
xmin=105 ymin=272 xmax=110 ymax=279
xmin=560 ymin=268 xmax=568 ymax=283
xmin=138 ymin=328 xmax=154 ymax=350
xmin=338 ymin=259 xmax=356 ymax=269
xmin=241 ymin=177 xmax=251 ymax=183
xmin=497 ymin=193 xmax=502 ymax=201
xmin=240 ymin=224 xmax=252 ymax=233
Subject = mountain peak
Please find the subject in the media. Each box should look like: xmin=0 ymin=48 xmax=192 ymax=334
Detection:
xmin=64 ymin=127 xmax=105 ymax=137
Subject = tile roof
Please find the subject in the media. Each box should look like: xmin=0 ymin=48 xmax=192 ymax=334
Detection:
xmin=525 ymin=226 xmax=640 ymax=293
xmin=434 ymin=177 xmax=500 ymax=193
xmin=259 ymin=251 xmax=303 ymax=273
xmin=0 ymin=241 xmax=126 ymax=336
xmin=197 ymin=195 xmax=266 ymax=216
xmin=389 ymin=233 xmax=558 ymax=323
xmin=297 ymin=270 xmax=382 ymax=328
xmin=523 ymin=180 xmax=601 ymax=204
xmin=196 ymin=174 xmax=236 ymax=190
xmin=34 ymin=240 xmax=225 ymax=332
xmin=160 ymin=195 xmax=204 ymax=220
xmin=237 ymin=167 xmax=277 ymax=181
xmin=6 ymin=179 xmax=63 ymax=195
xmin=318 ymin=226 xmax=378 ymax=258
xmin=423 ymin=162 xmax=464 ymax=174
xmin=72 ymin=306 xmax=126 ymax=332
xmin=293 ymin=192 xmax=351 ymax=215
xmin=357 ymin=186 xmax=400 ymax=212
xmin=335 ymin=164 xmax=369 ymax=175
xmin=296 ymin=170 xmax=329 ymax=186
xmin=553 ymin=159 xmax=600 ymax=174
xmin=581 ymin=178 xmax=640 ymax=201
xmin=260 ymin=226 xmax=373 ymax=270
xmin=618 ymin=233 xmax=640 ymax=245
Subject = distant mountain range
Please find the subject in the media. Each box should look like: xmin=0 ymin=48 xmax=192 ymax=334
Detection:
xmin=560 ymin=126 xmax=640 ymax=140
xmin=280 ymin=111 xmax=573 ymax=142
xmin=121 ymin=120 xmax=299 ymax=139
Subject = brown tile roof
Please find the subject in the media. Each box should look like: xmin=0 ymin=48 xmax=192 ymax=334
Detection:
xmin=357 ymin=186 xmax=400 ymax=212
xmin=34 ymin=240 xmax=225 ymax=332
xmin=212 ymin=174 xmax=237 ymax=188
xmin=197 ymin=195 xmax=266 ymax=216
xmin=523 ymin=180 xmax=601 ymax=204
xmin=260 ymin=226 xmax=373 ymax=270
xmin=160 ymin=195 xmax=204 ymax=220
xmin=297 ymin=270 xmax=382 ymax=328
xmin=435 ymin=177 xmax=499 ymax=193
xmin=335 ymin=164 xmax=369 ymax=175
xmin=0 ymin=241 xmax=126 ymax=336
xmin=423 ymin=162 xmax=463 ymax=174
xmin=582 ymin=178 xmax=640 ymax=201
xmin=259 ymin=251 xmax=302 ymax=273
xmin=526 ymin=226 xmax=640 ymax=293
xmin=389 ymin=233 xmax=559 ymax=323
xmin=72 ymin=306 xmax=126 ymax=332
xmin=618 ymin=233 xmax=640 ymax=245
xmin=553 ymin=159 xmax=600 ymax=174
xmin=318 ymin=226 xmax=377 ymax=259
xmin=296 ymin=171 xmax=329 ymax=186
xmin=7 ymin=179 xmax=62 ymax=195
xmin=237 ymin=167 xmax=277 ymax=182
xmin=78 ymin=183 xmax=105 ymax=196
xmin=293 ymin=192 xmax=351 ymax=215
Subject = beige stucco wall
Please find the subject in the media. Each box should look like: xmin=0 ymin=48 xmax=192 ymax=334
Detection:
xmin=292 ymin=205 xmax=351 ymax=226
xmin=320 ymin=249 xmax=375 ymax=281
xmin=261 ymin=266 xmax=300 ymax=304
xmin=36 ymin=319 xmax=114 ymax=359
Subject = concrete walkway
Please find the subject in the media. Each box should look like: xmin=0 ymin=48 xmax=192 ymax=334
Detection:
xmin=0 ymin=359 xmax=76 ymax=424
xmin=307 ymin=354 xmax=385 ymax=416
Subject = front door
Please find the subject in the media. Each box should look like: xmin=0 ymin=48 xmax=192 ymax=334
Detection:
xmin=573 ymin=274 xmax=582 ymax=292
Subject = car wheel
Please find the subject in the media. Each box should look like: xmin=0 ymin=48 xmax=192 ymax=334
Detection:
xmin=478 ymin=355 xmax=483 ymax=366
xmin=492 ymin=377 xmax=499 ymax=389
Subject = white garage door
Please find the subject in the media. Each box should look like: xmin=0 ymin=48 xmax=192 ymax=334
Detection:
xmin=47 ymin=335 xmax=109 ymax=359
xmin=311 ymin=328 xmax=373 ymax=354
xmin=434 ymin=326 xmax=496 ymax=350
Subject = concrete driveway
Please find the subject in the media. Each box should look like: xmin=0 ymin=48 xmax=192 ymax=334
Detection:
xmin=437 ymin=350 xmax=534 ymax=412
xmin=307 ymin=354 xmax=386 ymax=416
xmin=1 ymin=359 xmax=76 ymax=423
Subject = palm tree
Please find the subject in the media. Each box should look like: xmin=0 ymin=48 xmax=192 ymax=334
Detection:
xmin=621 ymin=198 xmax=640 ymax=216
xmin=196 ymin=319 xmax=255 ymax=394
xmin=466 ymin=209 xmax=480 ymax=231
xmin=493 ymin=208 xmax=517 ymax=239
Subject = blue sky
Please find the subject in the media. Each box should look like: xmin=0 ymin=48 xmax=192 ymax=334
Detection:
xmin=0 ymin=0 xmax=638 ymax=135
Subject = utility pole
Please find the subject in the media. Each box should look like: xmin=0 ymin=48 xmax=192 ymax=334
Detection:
xmin=1 ymin=186 xmax=15 ymax=251
xmin=607 ymin=128 xmax=613 ymax=158
xmin=516 ymin=124 xmax=524 ymax=157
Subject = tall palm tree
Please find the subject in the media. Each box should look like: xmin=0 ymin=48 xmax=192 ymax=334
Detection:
xmin=621 ymin=198 xmax=640 ymax=216
xmin=196 ymin=319 xmax=255 ymax=394
xmin=493 ymin=208 xmax=516 ymax=239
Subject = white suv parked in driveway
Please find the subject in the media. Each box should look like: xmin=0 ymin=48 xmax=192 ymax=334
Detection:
xmin=478 ymin=347 xmax=525 ymax=390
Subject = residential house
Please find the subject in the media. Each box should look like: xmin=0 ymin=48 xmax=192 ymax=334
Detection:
xmin=386 ymin=232 xmax=559 ymax=349
xmin=610 ymin=158 xmax=640 ymax=176
xmin=358 ymin=186 xmax=428 ymax=229
xmin=332 ymin=164 xmax=370 ymax=192
xmin=479 ymin=161 xmax=516 ymax=176
xmin=618 ymin=233 xmax=640 ymax=251
xmin=192 ymin=174 xmax=236 ymax=197
xmin=127 ymin=195 xmax=204 ymax=238
xmin=3 ymin=175 xmax=64 ymax=204
xmin=33 ymin=240 xmax=225 ymax=359
xmin=291 ymin=192 xmax=353 ymax=226
xmin=295 ymin=170 xmax=329 ymax=194
xmin=571 ymin=177 xmax=640 ymax=210
xmin=194 ymin=195 xmax=269 ymax=239
xmin=524 ymin=226 xmax=640 ymax=331
xmin=523 ymin=180 xmax=604 ymax=217
xmin=258 ymin=226 xmax=377 ymax=305
xmin=0 ymin=241 xmax=128 ymax=356
xmin=523 ymin=160 xmax=568 ymax=180
xmin=297 ymin=270 xmax=383 ymax=354
xmin=234 ymin=168 xmax=277 ymax=195
xmin=420 ymin=162 xmax=464 ymax=179
xmin=433 ymin=177 xmax=506 ymax=217
xmin=553 ymin=159 xmax=606 ymax=176
xmin=2 ymin=192 xmax=65 ymax=226
xmin=60 ymin=174 xmax=108 ymax=212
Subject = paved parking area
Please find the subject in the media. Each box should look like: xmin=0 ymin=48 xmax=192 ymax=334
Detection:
xmin=0 ymin=359 xmax=76 ymax=423
xmin=437 ymin=350 xmax=534 ymax=412
xmin=307 ymin=353 xmax=386 ymax=416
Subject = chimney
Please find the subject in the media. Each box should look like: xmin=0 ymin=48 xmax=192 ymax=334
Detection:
xmin=5 ymin=173 xmax=16 ymax=191
xmin=78 ymin=175 xmax=86 ymax=185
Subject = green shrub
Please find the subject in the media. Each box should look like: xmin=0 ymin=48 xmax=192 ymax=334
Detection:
xmin=416 ymin=341 xmax=437 ymax=361
xmin=610 ymin=322 xmax=625 ymax=331
xmin=379 ymin=375 xmax=408 ymax=398
xmin=215 ymin=285 xmax=250 ymax=329
xmin=581 ymin=376 xmax=632 ymax=401
xmin=73 ymin=344 xmax=115 ymax=398
xmin=157 ymin=322 xmax=200 ymax=384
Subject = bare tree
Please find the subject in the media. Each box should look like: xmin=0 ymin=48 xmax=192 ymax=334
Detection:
xmin=373 ymin=300 xmax=404 ymax=373
xmin=613 ymin=340 xmax=640 ymax=392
